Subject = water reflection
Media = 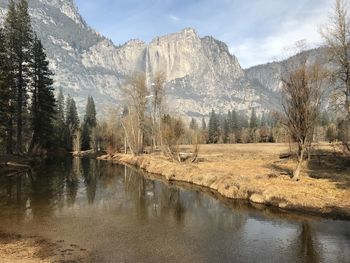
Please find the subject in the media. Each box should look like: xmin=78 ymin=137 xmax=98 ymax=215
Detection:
xmin=0 ymin=158 xmax=348 ymax=262
xmin=298 ymin=221 xmax=320 ymax=263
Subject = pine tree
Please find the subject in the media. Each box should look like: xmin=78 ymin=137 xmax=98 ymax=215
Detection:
xmin=65 ymin=96 xmax=79 ymax=151
xmin=231 ymin=110 xmax=238 ymax=131
xmin=4 ymin=0 xmax=33 ymax=153
xmin=239 ymin=112 xmax=249 ymax=129
xmin=66 ymin=97 xmax=79 ymax=131
xmin=81 ymin=122 xmax=91 ymax=151
xmin=250 ymin=108 xmax=258 ymax=129
xmin=0 ymin=28 xmax=11 ymax=152
xmin=84 ymin=96 xmax=97 ymax=127
xmin=189 ymin=118 xmax=198 ymax=130
xmin=201 ymin=117 xmax=207 ymax=130
xmin=28 ymin=36 xmax=56 ymax=152
xmin=54 ymin=87 xmax=66 ymax=148
xmin=223 ymin=117 xmax=230 ymax=143
xmin=80 ymin=96 xmax=97 ymax=150
xmin=208 ymin=109 xmax=219 ymax=144
xmin=260 ymin=112 xmax=267 ymax=127
xmin=57 ymin=87 xmax=65 ymax=123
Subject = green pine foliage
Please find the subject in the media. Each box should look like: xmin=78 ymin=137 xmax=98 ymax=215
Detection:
xmin=201 ymin=117 xmax=207 ymax=130
xmin=4 ymin=0 xmax=33 ymax=153
xmin=84 ymin=96 xmax=97 ymax=128
xmin=0 ymin=0 xmax=60 ymax=154
xmin=28 ymin=36 xmax=56 ymax=152
xmin=66 ymin=96 xmax=80 ymax=131
xmin=189 ymin=118 xmax=198 ymax=130
xmin=81 ymin=96 xmax=97 ymax=150
xmin=208 ymin=109 xmax=220 ymax=144
xmin=64 ymin=96 xmax=80 ymax=151
xmin=0 ymin=28 xmax=10 ymax=151
xmin=250 ymin=108 xmax=258 ymax=129
xmin=81 ymin=122 xmax=91 ymax=151
xmin=53 ymin=87 xmax=66 ymax=149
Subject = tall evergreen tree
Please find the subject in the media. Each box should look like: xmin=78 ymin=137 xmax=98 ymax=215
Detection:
xmin=57 ymin=87 xmax=65 ymax=123
xmin=189 ymin=117 xmax=198 ymax=130
xmin=227 ymin=110 xmax=232 ymax=131
xmin=65 ymin=96 xmax=79 ymax=151
xmin=66 ymin=97 xmax=79 ymax=131
xmin=223 ymin=117 xmax=230 ymax=143
xmin=81 ymin=96 xmax=97 ymax=150
xmin=208 ymin=109 xmax=219 ymax=144
xmin=54 ymin=87 xmax=66 ymax=148
xmin=201 ymin=117 xmax=207 ymax=130
xmin=250 ymin=108 xmax=258 ymax=129
xmin=4 ymin=0 xmax=33 ymax=153
xmin=239 ymin=112 xmax=249 ymax=128
xmin=231 ymin=110 xmax=238 ymax=131
xmin=84 ymin=96 xmax=97 ymax=127
xmin=0 ymin=28 xmax=12 ymax=152
xmin=28 ymin=36 xmax=56 ymax=152
xmin=260 ymin=112 xmax=267 ymax=127
xmin=81 ymin=121 xmax=91 ymax=151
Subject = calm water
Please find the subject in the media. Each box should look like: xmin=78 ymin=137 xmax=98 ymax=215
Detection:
xmin=0 ymin=158 xmax=349 ymax=263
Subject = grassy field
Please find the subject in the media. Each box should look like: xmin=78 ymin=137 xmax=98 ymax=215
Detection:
xmin=105 ymin=142 xmax=350 ymax=218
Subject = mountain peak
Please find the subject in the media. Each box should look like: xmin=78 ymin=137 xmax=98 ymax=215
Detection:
xmin=180 ymin=27 xmax=197 ymax=35
xmin=37 ymin=0 xmax=83 ymax=25
xmin=123 ymin=39 xmax=146 ymax=47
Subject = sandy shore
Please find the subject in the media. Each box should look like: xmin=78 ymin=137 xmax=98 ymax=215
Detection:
xmin=98 ymin=143 xmax=350 ymax=219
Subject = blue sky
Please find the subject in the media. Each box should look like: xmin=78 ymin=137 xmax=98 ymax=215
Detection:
xmin=75 ymin=0 xmax=332 ymax=68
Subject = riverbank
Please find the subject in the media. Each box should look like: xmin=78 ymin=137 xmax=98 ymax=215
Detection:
xmin=0 ymin=231 xmax=91 ymax=263
xmin=98 ymin=143 xmax=350 ymax=219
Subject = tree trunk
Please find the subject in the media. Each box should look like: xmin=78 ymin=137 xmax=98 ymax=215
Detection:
xmin=6 ymin=116 xmax=13 ymax=154
xmin=16 ymin=63 xmax=23 ymax=154
xmin=28 ymin=133 xmax=36 ymax=154
xmin=293 ymin=148 xmax=305 ymax=181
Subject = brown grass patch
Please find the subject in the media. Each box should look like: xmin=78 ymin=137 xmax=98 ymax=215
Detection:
xmin=99 ymin=143 xmax=350 ymax=218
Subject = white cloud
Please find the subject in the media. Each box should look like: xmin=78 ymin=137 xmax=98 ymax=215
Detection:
xmin=229 ymin=0 xmax=332 ymax=68
xmin=169 ymin=14 xmax=181 ymax=22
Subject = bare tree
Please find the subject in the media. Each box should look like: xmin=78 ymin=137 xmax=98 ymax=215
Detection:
xmin=161 ymin=114 xmax=185 ymax=161
xmin=281 ymin=59 xmax=327 ymax=181
xmin=322 ymin=0 xmax=350 ymax=152
xmin=151 ymin=71 xmax=166 ymax=150
xmin=121 ymin=73 xmax=149 ymax=155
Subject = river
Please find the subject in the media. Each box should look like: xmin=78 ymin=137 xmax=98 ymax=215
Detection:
xmin=0 ymin=157 xmax=349 ymax=262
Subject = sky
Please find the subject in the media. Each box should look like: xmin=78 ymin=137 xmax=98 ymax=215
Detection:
xmin=75 ymin=0 xmax=333 ymax=68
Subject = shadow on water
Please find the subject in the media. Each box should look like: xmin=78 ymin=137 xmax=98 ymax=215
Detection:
xmin=0 ymin=157 xmax=349 ymax=262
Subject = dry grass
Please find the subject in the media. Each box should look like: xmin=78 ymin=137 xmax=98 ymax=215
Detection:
xmin=101 ymin=143 xmax=350 ymax=218
xmin=0 ymin=232 xmax=91 ymax=263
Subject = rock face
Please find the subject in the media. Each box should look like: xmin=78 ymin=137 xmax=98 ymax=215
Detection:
xmin=245 ymin=48 xmax=326 ymax=93
xmin=0 ymin=0 xmax=325 ymax=118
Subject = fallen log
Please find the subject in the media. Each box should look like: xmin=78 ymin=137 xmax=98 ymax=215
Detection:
xmin=279 ymin=153 xmax=292 ymax=159
xmin=178 ymin=152 xmax=197 ymax=163
xmin=5 ymin=162 xmax=31 ymax=168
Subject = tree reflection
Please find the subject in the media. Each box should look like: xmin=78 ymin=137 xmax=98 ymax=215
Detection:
xmin=66 ymin=157 xmax=80 ymax=206
xmin=299 ymin=221 xmax=320 ymax=263
xmin=82 ymin=158 xmax=97 ymax=204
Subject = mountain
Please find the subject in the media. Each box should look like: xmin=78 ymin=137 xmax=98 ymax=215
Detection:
xmin=0 ymin=0 xmax=322 ymax=119
xmin=245 ymin=48 xmax=326 ymax=94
